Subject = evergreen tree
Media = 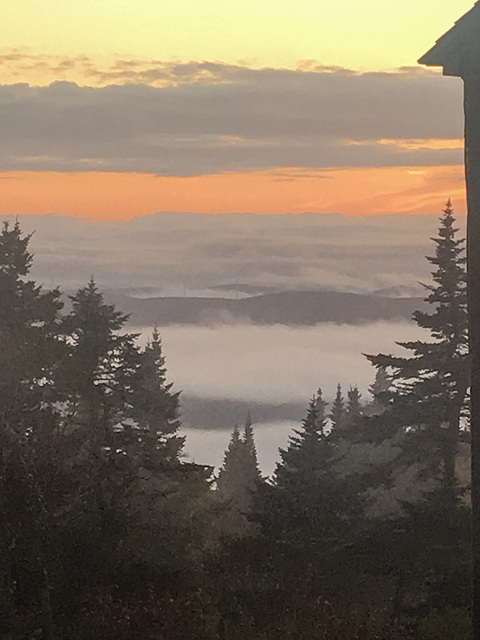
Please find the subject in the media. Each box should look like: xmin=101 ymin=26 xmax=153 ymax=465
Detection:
xmin=346 ymin=385 xmax=362 ymax=424
xmin=217 ymin=425 xmax=243 ymax=497
xmin=217 ymin=414 xmax=261 ymax=511
xmin=0 ymin=221 xmax=66 ymax=638
xmin=364 ymin=367 xmax=391 ymax=416
xmin=0 ymin=220 xmax=63 ymax=421
xmin=268 ymin=390 xmax=362 ymax=594
xmin=330 ymin=383 xmax=346 ymax=432
xmin=127 ymin=328 xmax=184 ymax=467
xmin=0 ymin=221 xmax=218 ymax=637
xmin=274 ymin=389 xmax=329 ymax=492
xmin=61 ymin=277 xmax=140 ymax=454
xmin=367 ymin=200 xmax=469 ymax=491
xmin=368 ymin=366 xmax=391 ymax=400
xmin=242 ymin=412 xmax=261 ymax=488
xmin=353 ymin=202 xmax=471 ymax=616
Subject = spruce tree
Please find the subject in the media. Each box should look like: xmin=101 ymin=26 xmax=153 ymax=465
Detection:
xmin=328 ymin=204 xmax=471 ymax=613
xmin=270 ymin=390 xmax=360 ymax=579
xmin=364 ymin=367 xmax=391 ymax=416
xmin=271 ymin=392 xmax=330 ymax=551
xmin=127 ymin=328 xmax=184 ymax=467
xmin=217 ymin=424 xmax=243 ymax=497
xmin=217 ymin=414 xmax=261 ymax=511
xmin=346 ymin=386 xmax=362 ymax=425
xmin=274 ymin=389 xmax=329 ymax=490
xmin=0 ymin=220 xmax=63 ymax=421
xmin=367 ymin=200 xmax=469 ymax=491
xmin=0 ymin=223 xmax=216 ymax=635
xmin=330 ymin=383 xmax=346 ymax=432
xmin=242 ymin=412 xmax=261 ymax=488
xmin=0 ymin=221 xmax=66 ymax=637
xmin=368 ymin=366 xmax=391 ymax=400
xmin=61 ymin=277 xmax=140 ymax=454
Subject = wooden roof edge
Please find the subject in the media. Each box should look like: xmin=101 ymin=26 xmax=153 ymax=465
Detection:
xmin=418 ymin=3 xmax=480 ymax=69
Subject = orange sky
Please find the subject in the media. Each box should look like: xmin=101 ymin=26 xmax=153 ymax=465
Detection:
xmin=1 ymin=166 xmax=466 ymax=221
xmin=1 ymin=2 xmax=472 ymax=221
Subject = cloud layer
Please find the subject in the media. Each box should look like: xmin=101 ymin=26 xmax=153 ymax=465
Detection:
xmin=10 ymin=211 xmax=462 ymax=295
xmin=0 ymin=65 xmax=464 ymax=175
xmin=148 ymin=321 xmax=424 ymax=403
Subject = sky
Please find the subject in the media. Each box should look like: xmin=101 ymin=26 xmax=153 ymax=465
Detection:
xmin=0 ymin=0 xmax=474 ymax=220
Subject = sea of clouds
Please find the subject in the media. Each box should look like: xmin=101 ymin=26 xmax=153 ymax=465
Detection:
xmin=141 ymin=320 xmax=425 ymax=475
xmin=9 ymin=211 xmax=462 ymax=296
xmin=6 ymin=210 xmax=454 ymax=474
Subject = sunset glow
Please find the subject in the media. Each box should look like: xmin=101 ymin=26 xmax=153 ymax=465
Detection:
xmin=1 ymin=1 xmax=472 ymax=220
xmin=1 ymin=166 xmax=466 ymax=221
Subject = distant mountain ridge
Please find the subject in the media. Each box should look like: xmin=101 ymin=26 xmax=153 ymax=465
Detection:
xmin=103 ymin=290 xmax=425 ymax=327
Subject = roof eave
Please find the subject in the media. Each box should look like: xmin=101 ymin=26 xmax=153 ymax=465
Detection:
xmin=418 ymin=46 xmax=443 ymax=68
xmin=418 ymin=3 xmax=480 ymax=77
xmin=417 ymin=56 xmax=462 ymax=77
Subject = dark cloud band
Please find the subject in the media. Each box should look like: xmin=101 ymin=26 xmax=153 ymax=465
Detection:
xmin=0 ymin=65 xmax=464 ymax=175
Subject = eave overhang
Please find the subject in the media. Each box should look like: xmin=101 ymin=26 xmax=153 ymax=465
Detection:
xmin=418 ymin=3 xmax=480 ymax=77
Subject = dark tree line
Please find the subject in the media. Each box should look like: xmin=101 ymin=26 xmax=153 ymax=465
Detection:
xmin=213 ymin=201 xmax=472 ymax=639
xmin=0 ymin=203 xmax=473 ymax=639
xmin=0 ymin=221 xmax=213 ymax=638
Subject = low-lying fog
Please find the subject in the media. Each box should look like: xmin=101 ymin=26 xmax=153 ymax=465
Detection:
xmin=11 ymin=212 xmax=458 ymax=296
xmin=135 ymin=320 xmax=425 ymax=475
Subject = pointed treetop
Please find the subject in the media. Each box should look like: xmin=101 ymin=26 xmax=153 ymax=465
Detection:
xmin=330 ymin=383 xmax=346 ymax=431
xmin=242 ymin=413 xmax=261 ymax=477
xmin=217 ymin=419 xmax=261 ymax=500
xmin=418 ymin=2 xmax=480 ymax=77
xmin=369 ymin=366 xmax=391 ymax=395
xmin=0 ymin=219 xmax=34 ymax=278
xmin=347 ymin=386 xmax=362 ymax=412
xmin=243 ymin=412 xmax=255 ymax=444
xmin=231 ymin=424 xmax=240 ymax=442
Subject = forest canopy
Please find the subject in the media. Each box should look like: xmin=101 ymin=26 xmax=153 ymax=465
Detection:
xmin=0 ymin=206 xmax=472 ymax=639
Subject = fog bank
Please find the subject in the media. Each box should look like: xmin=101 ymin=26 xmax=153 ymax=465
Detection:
xmin=136 ymin=321 xmax=424 ymax=405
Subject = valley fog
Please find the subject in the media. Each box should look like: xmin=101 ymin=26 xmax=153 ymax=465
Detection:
xmin=133 ymin=320 xmax=425 ymax=474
